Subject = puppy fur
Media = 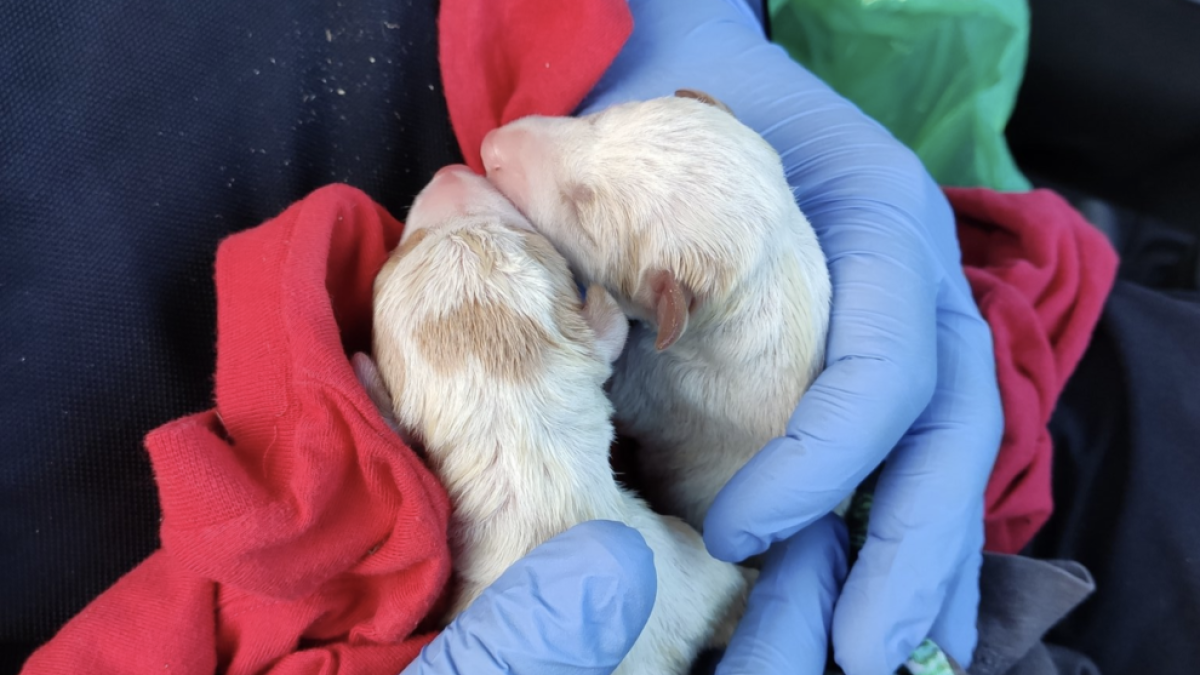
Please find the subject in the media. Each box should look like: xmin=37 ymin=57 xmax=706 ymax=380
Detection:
xmin=481 ymin=92 xmax=833 ymax=531
xmin=369 ymin=166 xmax=750 ymax=674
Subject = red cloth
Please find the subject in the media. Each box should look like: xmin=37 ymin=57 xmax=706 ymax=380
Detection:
xmin=439 ymin=0 xmax=632 ymax=174
xmin=950 ymin=187 xmax=1118 ymax=554
xmin=21 ymin=0 xmax=1112 ymax=671
xmin=20 ymin=2 xmax=632 ymax=674
xmin=21 ymin=188 xmax=451 ymax=675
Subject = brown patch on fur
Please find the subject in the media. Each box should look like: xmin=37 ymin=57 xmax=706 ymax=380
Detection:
xmin=399 ymin=227 xmax=600 ymax=389
xmin=415 ymin=296 xmax=554 ymax=383
xmin=459 ymin=231 xmax=495 ymax=276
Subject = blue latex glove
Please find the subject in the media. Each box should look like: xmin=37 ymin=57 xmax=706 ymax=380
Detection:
xmin=579 ymin=1 xmax=1004 ymax=673
xmin=400 ymin=520 xmax=657 ymax=675
xmin=716 ymin=514 xmax=849 ymax=674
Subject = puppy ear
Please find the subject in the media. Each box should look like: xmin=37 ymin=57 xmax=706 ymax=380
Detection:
xmin=646 ymin=269 xmax=692 ymax=351
xmin=563 ymin=182 xmax=595 ymax=207
xmin=560 ymin=182 xmax=595 ymax=223
xmin=674 ymin=89 xmax=734 ymax=116
xmin=581 ymin=285 xmax=629 ymax=364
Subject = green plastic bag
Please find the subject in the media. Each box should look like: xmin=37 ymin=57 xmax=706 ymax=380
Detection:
xmin=768 ymin=0 xmax=1032 ymax=192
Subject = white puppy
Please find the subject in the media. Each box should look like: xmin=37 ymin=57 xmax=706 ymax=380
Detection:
xmin=480 ymin=91 xmax=834 ymax=531
xmin=366 ymin=164 xmax=750 ymax=674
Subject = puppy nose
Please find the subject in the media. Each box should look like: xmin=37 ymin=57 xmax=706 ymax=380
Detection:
xmin=481 ymin=128 xmax=504 ymax=174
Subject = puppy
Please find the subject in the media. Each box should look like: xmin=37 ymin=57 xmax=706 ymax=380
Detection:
xmin=366 ymin=164 xmax=750 ymax=674
xmin=479 ymin=91 xmax=834 ymax=531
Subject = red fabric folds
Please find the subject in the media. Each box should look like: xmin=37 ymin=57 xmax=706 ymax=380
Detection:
xmin=438 ymin=0 xmax=632 ymax=172
xmin=22 ymin=187 xmax=451 ymax=675
xmin=950 ymin=187 xmax=1118 ymax=554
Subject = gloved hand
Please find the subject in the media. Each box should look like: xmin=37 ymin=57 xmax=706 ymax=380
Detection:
xmin=579 ymin=1 xmax=1004 ymax=673
xmin=400 ymin=519 xmax=658 ymax=675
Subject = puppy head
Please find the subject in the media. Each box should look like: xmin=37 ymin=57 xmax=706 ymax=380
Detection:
xmin=372 ymin=165 xmax=628 ymax=449
xmin=481 ymin=90 xmax=793 ymax=350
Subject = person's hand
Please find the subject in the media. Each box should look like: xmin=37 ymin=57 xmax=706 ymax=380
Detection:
xmin=712 ymin=514 xmax=849 ymax=674
xmin=400 ymin=519 xmax=657 ymax=675
xmin=579 ymin=2 xmax=1004 ymax=673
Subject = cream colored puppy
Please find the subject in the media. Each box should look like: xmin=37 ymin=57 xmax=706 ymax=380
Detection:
xmin=365 ymin=164 xmax=750 ymax=674
xmin=480 ymin=91 xmax=834 ymax=532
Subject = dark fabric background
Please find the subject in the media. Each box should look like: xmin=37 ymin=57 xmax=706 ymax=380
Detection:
xmin=1031 ymin=282 xmax=1200 ymax=675
xmin=1009 ymin=5 xmax=1200 ymax=669
xmin=1008 ymin=0 xmax=1200 ymax=290
xmin=0 ymin=2 xmax=459 ymax=671
xmin=1008 ymin=0 xmax=1200 ymax=241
